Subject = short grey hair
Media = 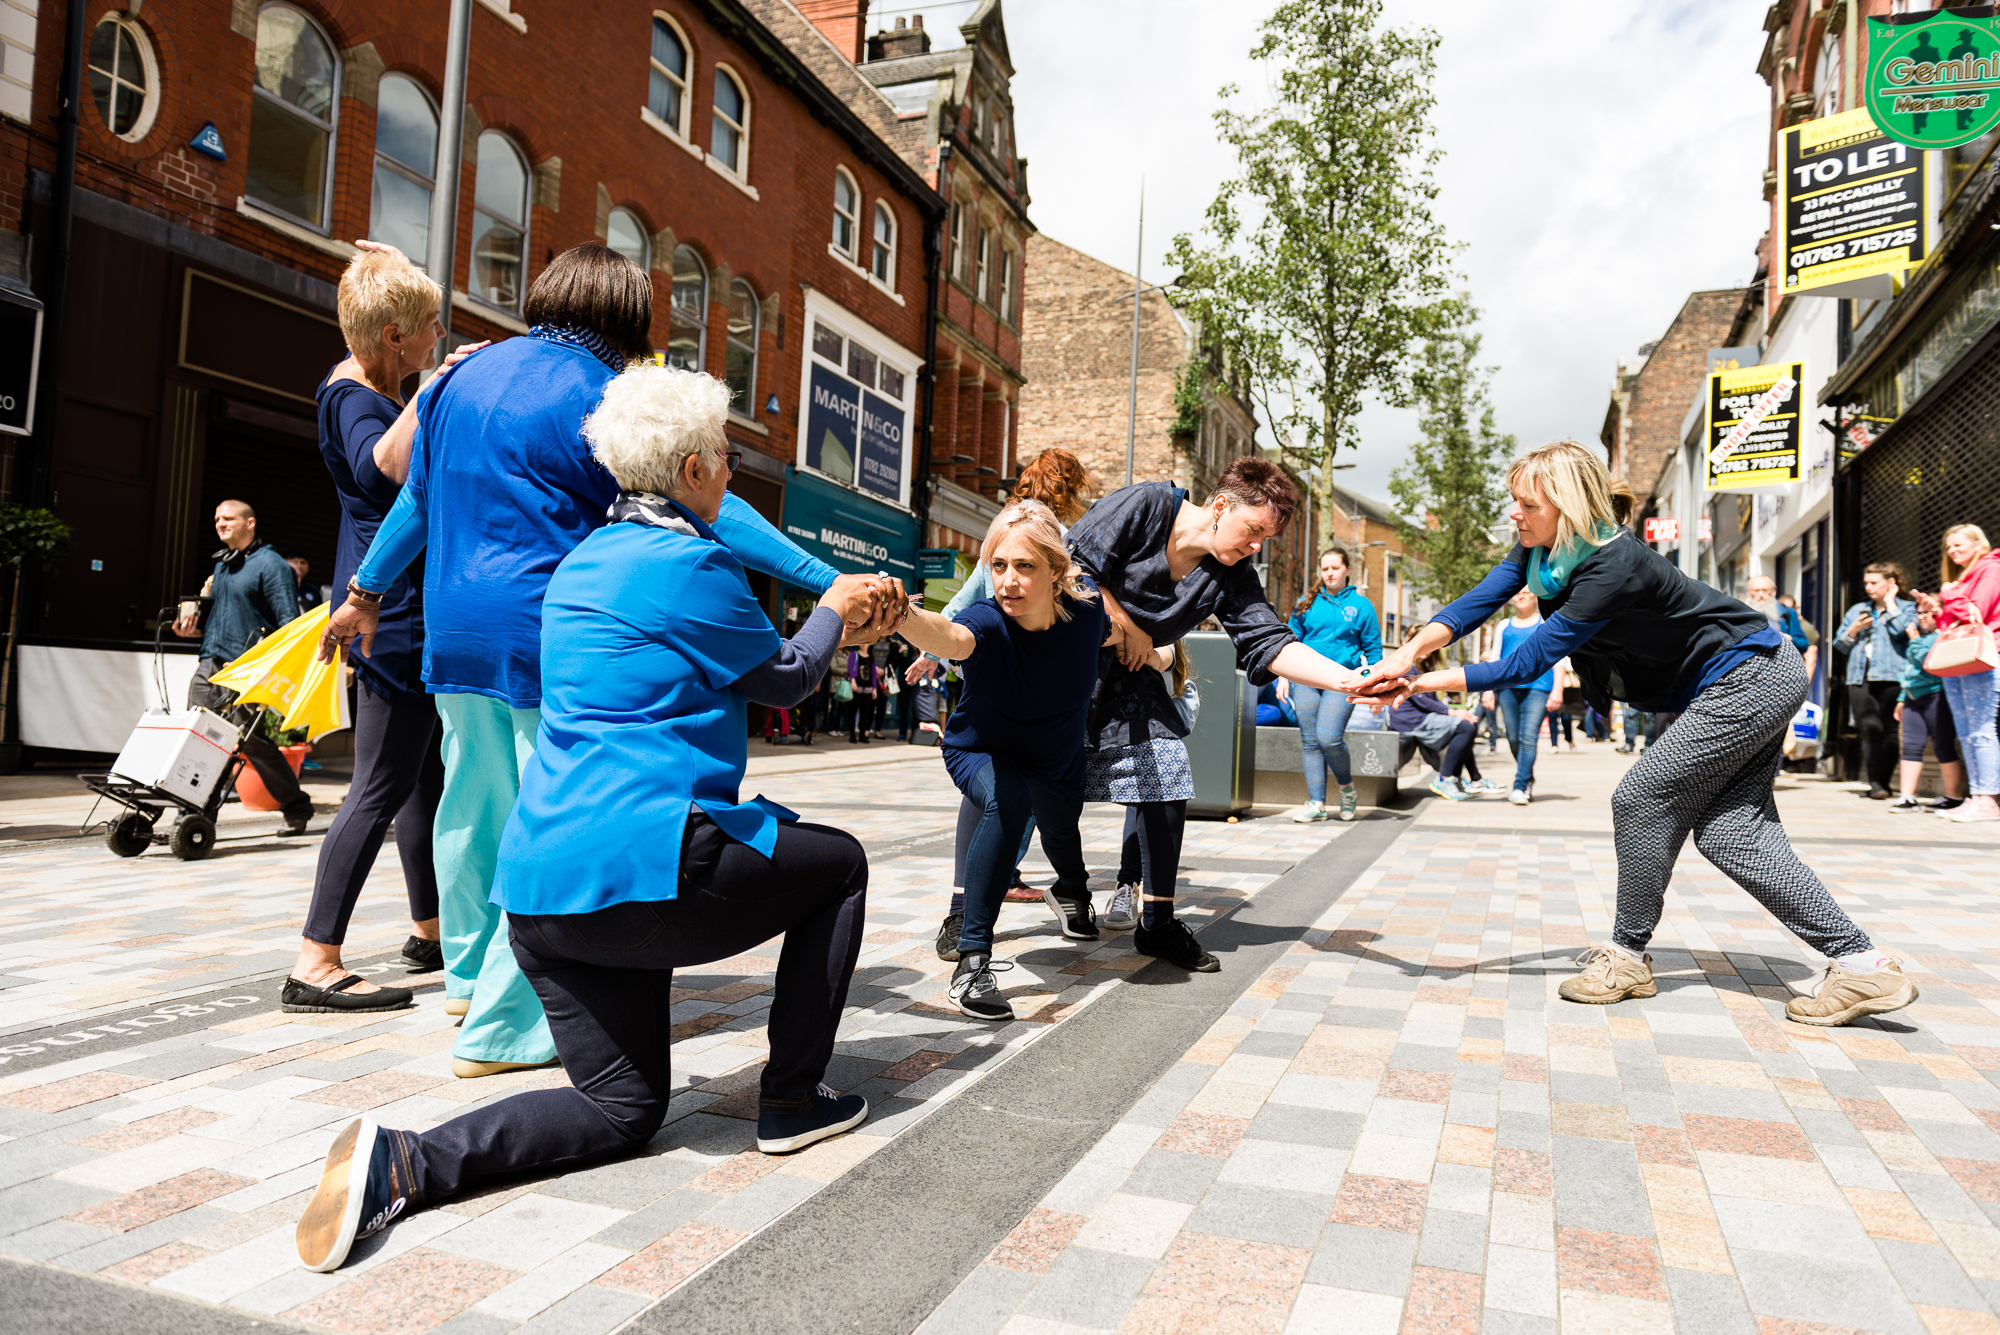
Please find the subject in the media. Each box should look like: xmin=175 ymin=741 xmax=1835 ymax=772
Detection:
xmin=582 ymin=365 xmax=733 ymax=496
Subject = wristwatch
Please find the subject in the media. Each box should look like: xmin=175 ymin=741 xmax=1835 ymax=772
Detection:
xmin=345 ymin=576 xmax=384 ymax=608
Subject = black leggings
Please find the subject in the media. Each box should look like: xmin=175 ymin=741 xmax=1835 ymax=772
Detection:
xmin=1132 ymin=800 xmax=1186 ymax=906
xmin=1440 ymin=719 xmax=1480 ymax=780
xmin=1900 ymin=691 xmax=1960 ymax=764
xmin=1547 ymin=707 xmax=1574 ymax=745
xmin=303 ymin=682 xmax=444 ymax=946
xmin=1849 ymin=679 xmax=1902 ymax=789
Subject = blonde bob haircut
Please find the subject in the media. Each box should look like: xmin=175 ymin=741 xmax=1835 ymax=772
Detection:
xmin=1508 ymin=439 xmax=1638 ymax=551
xmin=980 ymin=499 xmax=1099 ymax=622
xmin=337 ymin=250 xmax=442 ymax=359
xmin=1941 ymin=523 xmax=1993 ymax=585
xmin=582 ymin=364 xmax=733 ymax=497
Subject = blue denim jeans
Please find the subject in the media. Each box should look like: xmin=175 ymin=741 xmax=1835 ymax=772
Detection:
xmin=1494 ymin=687 xmax=1550 ymax=792
xmin=1292 ymin=683 xmax=1357 ymax=802
xmin=953 ymin=754 xmax=1089 ymax=956
xmin=1943 ymin=669 xmax=2000 ymax=796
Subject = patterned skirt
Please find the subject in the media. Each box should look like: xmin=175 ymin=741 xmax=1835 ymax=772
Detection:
xmin=1085 ymin=736 xmax=1195 ymax=804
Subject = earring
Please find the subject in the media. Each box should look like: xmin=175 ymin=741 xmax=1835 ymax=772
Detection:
xmin=1211 ymin=520 xmax=1219 ymax=533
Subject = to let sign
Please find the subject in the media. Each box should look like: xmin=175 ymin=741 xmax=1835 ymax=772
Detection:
xmin=1866 ymin=7 xmax=2000 ymax=151
xmin=0 ymin=286 xmax=43 ymax=437
xmin=1779 ymin=107 xmax=1926 ymax=297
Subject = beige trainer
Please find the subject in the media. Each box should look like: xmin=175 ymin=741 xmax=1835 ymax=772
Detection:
xmin=1785 ymin=961 xmax=1919 ymax=1026
xmin=1558 ymin=946 xmax=1657 ymax=1005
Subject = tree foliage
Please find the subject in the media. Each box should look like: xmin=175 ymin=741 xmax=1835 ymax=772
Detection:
xmin=1388 ymin=317 xmax=1516 ymax=664
xmin=1166 ymin=0 xmax=1461 ymax=527
xmin=0 ymin=504 xmax=70 ymax=572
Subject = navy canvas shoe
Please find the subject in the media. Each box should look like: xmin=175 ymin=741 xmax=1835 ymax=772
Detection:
xmin=296 ymin=1117 xmax=415 ymax=1272
xmin=757 ymin=1085 xmax=870 ymax=1154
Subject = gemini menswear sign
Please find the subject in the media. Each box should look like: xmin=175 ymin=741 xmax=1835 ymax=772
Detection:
xmin=1779 ymin=107 xmax=1926 ymax=296
xmin=1706 ymin=362 xmax=1805 ymax=491
xmin=1866 ymin=6 xmax=2000 ymax=151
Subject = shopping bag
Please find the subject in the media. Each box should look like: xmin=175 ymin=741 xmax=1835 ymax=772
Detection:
xmin=207 ymin=605 xmax=352 ymax=740
xmin=1923 ymin=607 xmax=2000 ymax=678
xmin=1783 ymin=701 xmax=1821 ymax=760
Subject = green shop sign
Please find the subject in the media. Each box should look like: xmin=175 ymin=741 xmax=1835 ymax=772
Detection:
xmin=1866 ymin=6 xmax=2000 ymax=151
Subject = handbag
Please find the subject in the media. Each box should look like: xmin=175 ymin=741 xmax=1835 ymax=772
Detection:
xmin=1924 ymin=605 xmax=1999 ymax=678
xmin=831 ymin=676 xmax=854 ymax=702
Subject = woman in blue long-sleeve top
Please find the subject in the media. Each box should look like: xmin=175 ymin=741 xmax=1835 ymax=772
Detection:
xmin=1280 ymin=548 xmax=1381 ymax=822
xmin=319 ymin=244 xmax=870 ymax=1080
xmin=1359 ymin=440 xmax=1914 ymax=1028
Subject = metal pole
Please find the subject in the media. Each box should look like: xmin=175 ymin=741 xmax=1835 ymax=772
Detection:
xmin=26 ymin=0 xmax=87 ymax=508
xmin=1124 ymin=182 xmax=1144 ymax=487
xmin=427 ymin=0 xmax=473 ymax=341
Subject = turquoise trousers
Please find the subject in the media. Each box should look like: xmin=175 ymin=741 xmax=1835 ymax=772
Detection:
xmin=434 ymin=692 xmax=555 ymax=1065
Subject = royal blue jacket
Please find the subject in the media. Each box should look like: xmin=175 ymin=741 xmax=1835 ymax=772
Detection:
xmin=1287 ymin=584 xmax=1381 ymax=672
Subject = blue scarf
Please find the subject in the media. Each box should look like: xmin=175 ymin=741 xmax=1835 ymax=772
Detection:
xmin=1525 ymin=523 xmax=1619 ymax=598
xmin=530 ymin=324 xmax=626 ymax=374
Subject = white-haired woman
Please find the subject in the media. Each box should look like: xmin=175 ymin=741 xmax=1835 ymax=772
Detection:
xmin=297 ymin=367 xmax=887 ymax=1274
xmin=1359 ymin=440 xmax=1916 ymax=1027
xmin=896 ymin=501 xmax=1110 ymax=1022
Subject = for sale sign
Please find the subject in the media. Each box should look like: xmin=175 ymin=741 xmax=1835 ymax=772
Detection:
xmin=1706 ymin=362 xmax=1805 ymax=491
xmin=1866 ymin=7 xmax=2000 ymax=151
xmin=1779 ymin=108 xmax=1926 ymax=297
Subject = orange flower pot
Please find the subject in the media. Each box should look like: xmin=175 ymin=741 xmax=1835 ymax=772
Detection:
xmin=235 ymin=744 xmax=310 ymax=811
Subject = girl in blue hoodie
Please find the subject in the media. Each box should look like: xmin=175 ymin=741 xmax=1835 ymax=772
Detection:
xmin=1282 ymin=548 xmax=1382 ymax=820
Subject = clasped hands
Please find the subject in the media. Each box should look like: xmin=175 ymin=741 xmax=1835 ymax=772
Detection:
xmin=819 ymin=573 xmax=910 ymax=647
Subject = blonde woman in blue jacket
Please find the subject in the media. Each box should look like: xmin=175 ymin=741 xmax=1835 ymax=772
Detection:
xmin=1280 ymin=547 xmax=1382 ymax=821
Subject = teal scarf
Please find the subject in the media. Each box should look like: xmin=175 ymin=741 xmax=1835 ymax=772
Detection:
xmin=1525 ymin=523 xmax=1619 ymax=598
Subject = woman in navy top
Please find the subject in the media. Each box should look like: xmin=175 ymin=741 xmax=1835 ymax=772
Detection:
xmin=1281 ymin=547 xmax=1382 ymax=822
xmin=897 ymin=501 xmax=1110 ymax=1022
xmin=1360 ymin=441 xmax=1915 ymax=1027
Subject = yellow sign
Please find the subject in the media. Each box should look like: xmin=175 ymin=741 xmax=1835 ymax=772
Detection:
xmin=1778 ymin=108 xmax=1927 ymax=297
xmin=1705 ymin=362 xmax=1805 ymax=491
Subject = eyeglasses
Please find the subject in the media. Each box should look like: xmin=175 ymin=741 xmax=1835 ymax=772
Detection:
xmin=725 ymin=450 xmax=743 ymax=475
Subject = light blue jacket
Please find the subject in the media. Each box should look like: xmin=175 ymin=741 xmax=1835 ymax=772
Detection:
xmin=1835 ymin=597 xmax=1917 ymax=685
xmin=1286 ymin=584 xmax=1381 ymax=672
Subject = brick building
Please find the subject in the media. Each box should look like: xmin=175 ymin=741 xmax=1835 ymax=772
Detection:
xmin=1599 ymin=288 xmax=1753 ymax=519
xmin=0 ymin=0 xmax=961 ymax=754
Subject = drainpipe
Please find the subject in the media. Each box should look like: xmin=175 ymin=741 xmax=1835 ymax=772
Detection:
xmin=427 ymin=0 xmax=473 ymax=341
xmin=25 ymin=0 xmax=87 ymax=509
xmin=914 ymin=144 xmax=947 ymax=571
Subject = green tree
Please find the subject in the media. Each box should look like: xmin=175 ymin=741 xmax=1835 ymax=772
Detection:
xmin=1166 ymin=0 xmax=1461 ymax=527
xmin=1388 ymin=319 xmax=1516 ymax=665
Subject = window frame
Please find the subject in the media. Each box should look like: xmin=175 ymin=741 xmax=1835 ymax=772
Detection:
xmin=974 ymin=225 xmax=991 ymax=305
xmin=725 ymin=277 xmax=760 ymax=420
xmin=368 ymin=72 xmax=439 ymax=263
xmin=948 ymin=201 xmax=965 ymax=282
xmin=468 ymin=129 xmax=532 ymax=315
xmin=709 ymin=63 xmax=750 ymax=179
xmin=605 ymin=204 xmax=651 ymax=270
xmin=832 ymin=167 xmax=860 ymax=259
xmin=87 ymin=14 xmax=160 ymax=142
xmin=647 ymin=12 xmax=693 ymax=140
xmin=871 ymin=201 xmax=897 ymax=289
xmin=245 ymin=2 xmax=342 ymax=233
xmin=997 ymin=245 xmax=1015 ymax=325
xmin=668 ymin=244 xmax=710 ymax=373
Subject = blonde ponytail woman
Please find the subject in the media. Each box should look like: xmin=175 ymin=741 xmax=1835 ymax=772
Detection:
xmin=1360 ymin=440 xmax=1915 ymax=1028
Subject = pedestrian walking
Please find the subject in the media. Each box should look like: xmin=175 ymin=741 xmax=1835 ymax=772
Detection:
xmin=1616 ymin=702 xmax=1656 ymax=754
xmin=295 ymin=366 xmax=888 ymax=1276
xmin=321 ymin=245 xmax=847 ymax=1078
xmin=1279 ymin=546 xmax=1381 ymax=823
xmin=1384 ymin=644 xmax=1487 ymax=800
xmin=1834 ymin=562 xmax=1917 ymax=800
xmin=173 ymin=499 xmax=314 ymax=834
xmin=1362 ymin=440 xmax=1916 ymax=1027
xmin=896 ymin=501 xmax=1108 ymax=1020
xmin=1914 ymin=523 xmax=2000 ymax=822
xmin=1890 ymin=614 xmax=1966 ymax=813
xmin=1483 ymin=587 xmax=1553 ymax=804
xmin=1545 ymin=659 xmax=1579 ymax=751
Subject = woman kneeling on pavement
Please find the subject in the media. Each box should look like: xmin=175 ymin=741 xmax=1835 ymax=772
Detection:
xmin=1359 ymin=439 xmax=1916 ymax=1027
xmin=896 ymin=501 xmax=1109 ymax=1022
xmin=297 ymin=366 xmax=890 ymax=1274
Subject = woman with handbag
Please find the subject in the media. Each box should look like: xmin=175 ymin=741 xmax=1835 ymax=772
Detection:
xmin=1914 ymin=524 xmax=2000 ymax=823
xmin=1889 ymin=616 xmax=1966 ymax=813
xmin=1834 ymin=563 xmax=1918 ymax=800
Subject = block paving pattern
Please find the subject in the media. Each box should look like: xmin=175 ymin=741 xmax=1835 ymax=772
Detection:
xmin=0 ymin=754 xmax=1343 ymax=1333
xmin=928 ymin=824 xmax=2000 ymax=1335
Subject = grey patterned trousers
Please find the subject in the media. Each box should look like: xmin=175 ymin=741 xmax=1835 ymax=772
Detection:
xmin=1609 ymin=645 xmax=1871 ymax=959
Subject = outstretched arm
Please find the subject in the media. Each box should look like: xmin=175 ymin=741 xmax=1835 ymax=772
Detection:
xmin=898 ymin=605 xmax=978 ymax=662
xmin=714 ymin=491 xmax=840 ymax=594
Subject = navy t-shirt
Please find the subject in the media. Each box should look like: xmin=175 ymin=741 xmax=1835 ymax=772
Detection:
xmin=942 ymin=579 xmax=1110 ymax=800
xmin=317 ymin=371 xmax=426 ymax=702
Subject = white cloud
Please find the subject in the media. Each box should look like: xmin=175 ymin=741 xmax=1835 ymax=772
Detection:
xmin=1006 ymin=0 xmax=1772 ymax=503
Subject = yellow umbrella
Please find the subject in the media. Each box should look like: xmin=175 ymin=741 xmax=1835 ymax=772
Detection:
xmin=207 ymin=606 xmax=352 ymax=741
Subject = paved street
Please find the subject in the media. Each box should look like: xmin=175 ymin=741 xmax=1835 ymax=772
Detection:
xmin=1 ymin=739 xmax=1997 ymax=1334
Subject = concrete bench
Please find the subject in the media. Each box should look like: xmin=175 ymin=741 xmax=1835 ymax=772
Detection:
xmin=1254 ymin=726 xmax=1421 ymax=809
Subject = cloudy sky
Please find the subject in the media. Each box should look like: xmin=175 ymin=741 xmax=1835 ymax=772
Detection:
xmin=899 ymin=0 xmax=1774 ymax=504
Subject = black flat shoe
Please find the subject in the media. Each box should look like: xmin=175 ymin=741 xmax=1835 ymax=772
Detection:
xmin=283 ymin=975 xmax=415 ymax=1014
xmin=400 ymin=937 xmax=443 ymax=973
xmin=1134 ymin=917 xmax=1220 ymax=973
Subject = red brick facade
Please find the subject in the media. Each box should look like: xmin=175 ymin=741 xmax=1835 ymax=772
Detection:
xmin=1600 ymin=288 xmax=1754 ymax=516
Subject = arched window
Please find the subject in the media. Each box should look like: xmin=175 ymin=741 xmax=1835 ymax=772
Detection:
xmin=648 ymin=16 xmax=689 ymax=137
xmin=246 ymin=4 xmax=338 ymax=228
xmin=725 ymin=279 xmax=758 ymax=415
xmin=606 ymin=206 xmax=649 ymax=268
xmin=668 ymin=245 xmax=708 ymax=372
xmin=871 ymin=203 xmax=896 ymax=286
xmin=370 ymin=74 xmax=438 ymax=263
xmin=711 ymin=66 xmax=748 ymax=174
xmin=831 ymin=168 xmax=859 ymax=257
xmin=470 ymin=131 xmax=529 ymax=312
xmin=88 ymin=16 xmax=157 ymax=141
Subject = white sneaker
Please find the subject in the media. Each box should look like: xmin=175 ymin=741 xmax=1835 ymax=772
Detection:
xmin=1291 ymin=800 xmax=1328 ymax=823
xmin=1103 ymin=882 xmax=1138 ymax=930
xmin=1508 ymin=788 xmax=1530 ymax=806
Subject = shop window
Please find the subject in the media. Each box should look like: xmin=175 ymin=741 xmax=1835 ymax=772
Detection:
xmin=246 ymin=4 xmax=339 ymax=229
xmin=606 ymin=206 xmax=649 ymax=268
xmin=811 ymin=320 xmax=843 ymax=365
xmin=369 ymin=74 xmax=437 ymax=263
xmin=846 ymin=340 xmax=878 ymax=389
xmin=711 ymin=66 xmax=748 ymax=175
xmin=470 ymin=131 xmax=530 ymax=312
xmin=669 ymin=245 xmax=709 ymax=371
xmin=872 ymin=203 xmax=896 ymax=287
xmin=725 ymin=279 xmax=758 ymax=414
xmin=648 ymin=15 xmax=690 ymax=137
xmin=832 ymin=168 xmax=859 ymax=257
xmin=88 ymin=16 xmax=157 ymax=141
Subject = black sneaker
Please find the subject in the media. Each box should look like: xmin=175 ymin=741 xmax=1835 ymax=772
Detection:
xmin=1928 ymin=796 xmax=1966 ymax=811
xmin=935 ymin=912 xmax=964 ymax=963
xmin=1134 ymin=916 xmax=1220 ymax=973
xmin=296 ymin=1117 xmax=414 ymax=1272
xmin=1888 ymin=796 xmax=1922 ymax=813
xmin=281 ymin=802 xmax=316 ymax=836
xmin=282 ymin=975 xmax=415 ymax=1014
xmin=1865 ymin=786 xmax=1892 ymax=800
xmin=400 ymin=936 xmax=443 ymax=972
xmin=1043 ymin=884 xmax=1098 ymax=941
xmin=948 ymin=952 xmax=1015 ymax=1020
xmin=756 ymin=1084 xmax=870 ymax=1153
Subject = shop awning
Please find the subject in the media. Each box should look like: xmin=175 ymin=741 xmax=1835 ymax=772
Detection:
xmin=780 ymin=466 xmax=920 ymax=585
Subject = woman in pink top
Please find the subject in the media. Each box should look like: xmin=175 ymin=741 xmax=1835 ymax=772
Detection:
xmin=1915 ymin=524 xmax=2000 ymax=822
